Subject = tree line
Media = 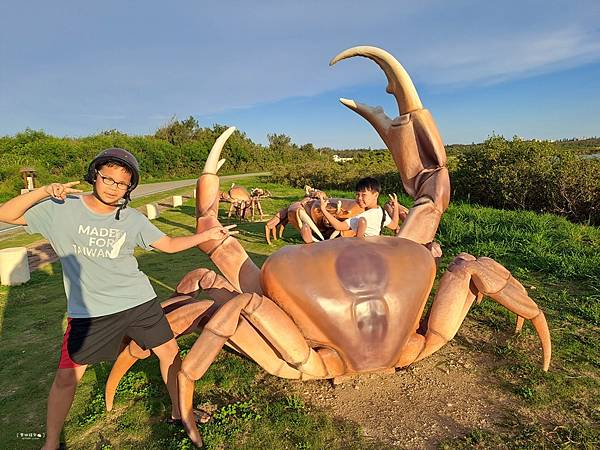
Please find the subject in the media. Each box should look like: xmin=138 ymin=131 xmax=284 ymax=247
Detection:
xmin=1 ymin=119 xmax=598 ymax=225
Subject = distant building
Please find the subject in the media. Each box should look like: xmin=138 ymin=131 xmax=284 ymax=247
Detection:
xmin=332 ymin=154 xmax=353 ymax=163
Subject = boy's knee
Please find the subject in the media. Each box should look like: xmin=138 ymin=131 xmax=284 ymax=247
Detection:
xmin=153 ymin=338 xmax=180 ymax=359
xmin=53 ymin=368 xmax=82 ymax=389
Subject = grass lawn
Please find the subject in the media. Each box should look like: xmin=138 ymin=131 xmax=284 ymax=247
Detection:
xmin=0 ymin=176 xmax=598 ymax=449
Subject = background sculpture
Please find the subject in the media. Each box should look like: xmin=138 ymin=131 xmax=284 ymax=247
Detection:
xmin=265 ymin=191 xmax=363 ymax=244
xmin=220 ymin=184 xmax=271 ymax=221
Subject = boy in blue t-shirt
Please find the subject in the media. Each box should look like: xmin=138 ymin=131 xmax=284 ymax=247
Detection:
xmin=0 ymin=148 xmax=235 ymax=450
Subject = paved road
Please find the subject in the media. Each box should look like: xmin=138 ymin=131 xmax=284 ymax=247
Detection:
xmin=0 ymin=172 xmax=270 ymax=234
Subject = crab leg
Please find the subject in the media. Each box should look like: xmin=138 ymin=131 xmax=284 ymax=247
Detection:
xmin=105 ymin=296 xmax=214 ymax=411
xmin=227 ymin=316 xmax=304 ymax=379
xmin=413 ymin=254 xmax=551 ymax=371
xmin=255 ymin=198 xmax=264 ymax=220
xmin=176 ymin=267 xmax=240 ymax=299
xmin=195 ymin=127 xmax=262 ymax=294
xmin=107 ymin=267 xmax=244 ymax=413
xmin=178 ymin=292 xmax=329 ymax=445
xmin=227 ymin=202 xmax=235 ymax=218
xmin=330 ymin=46 xmax=450 ymax=245
xmin=265 ymin=207 xmax=289 ymax=244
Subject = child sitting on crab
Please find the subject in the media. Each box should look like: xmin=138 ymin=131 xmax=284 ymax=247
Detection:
xmin=306 ymin=177 xmax=443 ymax=262
xmin=309 ymin=176 xmax=403 ymax=240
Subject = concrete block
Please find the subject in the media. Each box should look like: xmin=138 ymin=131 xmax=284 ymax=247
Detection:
xmin=172 ymin=195 xmax=183 ymax=207
xmin=145 ymin=203 xmax=160 ymax=220
xmin=0 ymin=247 xmax=30 ymax=285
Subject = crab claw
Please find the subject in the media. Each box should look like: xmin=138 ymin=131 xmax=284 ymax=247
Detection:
xmin=297 ymin=208 xmax=324 ymax=241
xmin=195 ymin=126 xmax=235 ymax=219
xmin=330 ymin=46 xmax=450 ymax=245
xmin=331 ymin=46 xmax=423 ymax=114
xmin=195 ymin=127 xmax=263 ymax=294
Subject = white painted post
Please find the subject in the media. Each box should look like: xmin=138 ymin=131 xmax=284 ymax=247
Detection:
xmin=145 ymin=203 xmax=160 ymax=220
xmin=192 ymin=188 xmax=197 ymax=198
xmin=0 ymin=247 xmax=30 ymax=285
xmin=172 ymin=195 xmax=183 ymax=207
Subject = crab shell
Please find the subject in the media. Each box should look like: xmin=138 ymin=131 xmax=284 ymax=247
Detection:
xmin=261 ymin=236 xmax=434 ymax=373
xmin=228 ymin=184 xmax=251 ymax=202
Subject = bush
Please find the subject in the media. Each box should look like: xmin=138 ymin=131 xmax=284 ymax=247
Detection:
xmin=270 ymin=136 xmax=600 ymax=225
xmin=0 ymin=124 xmax=319 ymax=202
xmin=452 ymin=136 xmax=600 ymax=224
xmin=270 ymin=151 xmax=400 ymax=193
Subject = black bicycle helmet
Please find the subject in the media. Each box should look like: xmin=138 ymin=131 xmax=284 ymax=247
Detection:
xmin=84 ymin=148 xmax=141 ymax=219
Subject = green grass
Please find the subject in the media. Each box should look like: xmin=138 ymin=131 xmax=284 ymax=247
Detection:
xmin=1 ymin=176 xmax=599 ymax=448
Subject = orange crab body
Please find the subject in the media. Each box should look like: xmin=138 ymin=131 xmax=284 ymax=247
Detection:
xmin=261 ymin=237 xmax=435 ymax=373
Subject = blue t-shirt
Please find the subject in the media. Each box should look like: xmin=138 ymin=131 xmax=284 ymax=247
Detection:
xmin=24 ymin=196 xmax=166 ymax=318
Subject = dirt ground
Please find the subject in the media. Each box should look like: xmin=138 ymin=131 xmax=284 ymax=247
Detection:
xmin=271 ymin=321 xmax=528 ymax=449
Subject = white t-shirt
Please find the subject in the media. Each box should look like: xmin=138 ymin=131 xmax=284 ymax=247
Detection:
xmin=345 ymin=207 xmax=391 ymax=237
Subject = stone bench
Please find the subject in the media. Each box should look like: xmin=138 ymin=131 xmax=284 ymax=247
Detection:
xmin=0 ymin=247 xmax=30 ymax=285
xmin=144 ymin=203 xmax=161 ymax=220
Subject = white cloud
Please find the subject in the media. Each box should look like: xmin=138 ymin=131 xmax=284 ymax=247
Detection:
xmin=414 ymin=26 xmax=600 ymax=86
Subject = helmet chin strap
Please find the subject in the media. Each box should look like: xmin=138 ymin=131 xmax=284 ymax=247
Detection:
xmin=92 ymin=187 xmax=130 ymax=220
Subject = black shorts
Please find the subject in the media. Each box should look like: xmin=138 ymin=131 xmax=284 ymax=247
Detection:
xmin=59 ymin=299 xmax=173 ymax=368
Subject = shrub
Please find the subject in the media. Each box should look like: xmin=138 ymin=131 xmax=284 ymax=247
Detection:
xmin=0 ymin=125 xmax=318 ymax=202
xmin=452 ymin=136 xmax=600 ymax=224
xmin=271 ymin=136 xmax=600 ymax=225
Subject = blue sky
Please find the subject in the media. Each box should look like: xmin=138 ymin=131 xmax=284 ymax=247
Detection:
xmin=1 ymin=1 xmax=599 ymax=148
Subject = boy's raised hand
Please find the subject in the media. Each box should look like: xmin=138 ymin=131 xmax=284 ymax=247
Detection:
xmin=44 ymin=181 xmax=83 ymax=200
xmin=388 ymin=193 xmax=409 ymax=220
xmin=317 ymin=192 xmax=328 ymax=210
xmin=205 ymin=224 xmax=238 ymax=241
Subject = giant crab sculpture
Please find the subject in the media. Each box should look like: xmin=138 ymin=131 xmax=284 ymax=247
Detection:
xmin=106 ymin=46 xmax=551 ymax=447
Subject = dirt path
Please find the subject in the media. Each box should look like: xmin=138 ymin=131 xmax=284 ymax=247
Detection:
xmin=272 ymin=321 xmax=524 ymax=449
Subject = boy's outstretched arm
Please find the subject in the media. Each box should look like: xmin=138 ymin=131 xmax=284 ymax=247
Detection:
xmin=151 ymin=225 xmax=238 ymax=254
xmin=0 ymin=182 xmax=81 ymax=225
xmin=316 ymin=192 xmax=350 ymax=231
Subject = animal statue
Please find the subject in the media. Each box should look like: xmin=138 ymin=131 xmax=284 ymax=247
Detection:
xmin=264 ymin=185 xmax=411 ymax=244
xmin=248 ymin=187 xmax=271 ymax=220
xmin=105 ymin=46 xmax=551 ymax=447
xmin=265 ymin=194 xmax=364 ymax=244
xmin=220 ymin=184 xmax=272 ymax=221
xmin=220 ymin=183 xmax=252 ymax=220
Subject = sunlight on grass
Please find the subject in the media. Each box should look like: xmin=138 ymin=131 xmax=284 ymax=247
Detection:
xmin=1 ymin=176 xmax=598 ymax=448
